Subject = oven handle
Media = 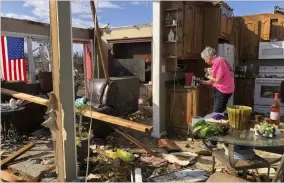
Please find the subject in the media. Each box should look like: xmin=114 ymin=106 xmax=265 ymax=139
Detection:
xmin=256 ymin=80 xmax=282 ymax=84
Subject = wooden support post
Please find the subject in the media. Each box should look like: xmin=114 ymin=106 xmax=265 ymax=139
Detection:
xmin=90 ymin=0 xmax=110 ymax=82
xmin=152 ymin=1 xmax=165 ymax=138
xmin=49 ymin=1 xmax=77 ymax=181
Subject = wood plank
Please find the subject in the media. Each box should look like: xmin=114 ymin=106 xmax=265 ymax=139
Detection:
xmin=82 ymin=110 xmax=152 ymax=133
xmin=1 ymin=143 xmax=34 ymax=167
xmin=90 ymin=0 xmax=110 ymax=83
xmin=1 ymin=88 xmax=48 ymax=106
xmin=0 ymin=170 xmax=26 ymax=182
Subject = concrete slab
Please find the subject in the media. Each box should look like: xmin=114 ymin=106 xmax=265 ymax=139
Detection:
xmin=8 ymin=140 xmax=54 ymax=178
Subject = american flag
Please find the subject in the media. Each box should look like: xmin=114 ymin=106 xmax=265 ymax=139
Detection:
xmin=1 ymin=36 xmax=27 ymax=82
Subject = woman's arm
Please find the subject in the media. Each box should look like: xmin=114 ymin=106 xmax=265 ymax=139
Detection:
xmin=200 ymin=80 xmax=213 ymax=85
xmin=207 ymin=75 xmax=221 ymax=83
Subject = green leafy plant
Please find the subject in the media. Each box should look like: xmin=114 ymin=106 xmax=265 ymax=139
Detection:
xmin=193 ymin=120 xmax=229 ymax=138
xmin=75 ymin=104 xmax=89 ymax=146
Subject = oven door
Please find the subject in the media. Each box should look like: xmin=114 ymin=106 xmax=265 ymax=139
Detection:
xmin=254 ymin=79 xmax=282 ymax=106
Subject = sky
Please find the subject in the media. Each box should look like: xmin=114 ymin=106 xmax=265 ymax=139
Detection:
xmin=1 ymin=1 xmax=284 ymax=52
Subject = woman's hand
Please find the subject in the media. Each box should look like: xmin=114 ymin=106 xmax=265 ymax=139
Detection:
xmin=200 ymin=80 xmax=213 ymax=85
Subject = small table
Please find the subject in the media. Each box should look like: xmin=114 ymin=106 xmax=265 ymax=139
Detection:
xmin=203 ymin=128 xmax=284 ymax=176
xmin=1 ymin=105 xmax=25 ymax=142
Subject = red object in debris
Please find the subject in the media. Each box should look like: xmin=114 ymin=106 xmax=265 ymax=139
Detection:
xmin=185 ymin=72 xmax=193 ymax=86
xmin=84 ymin=42 xmax=93 ymax=80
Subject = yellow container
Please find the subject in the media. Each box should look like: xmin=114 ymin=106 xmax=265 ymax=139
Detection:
xmin=227 ymin=105 xmax=252 ymax=130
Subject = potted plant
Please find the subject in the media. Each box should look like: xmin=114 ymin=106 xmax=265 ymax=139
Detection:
xmin=75 ymin=104 xmax=93 ymax=167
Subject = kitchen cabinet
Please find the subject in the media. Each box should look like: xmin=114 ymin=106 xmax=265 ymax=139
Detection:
xmin=183 ymin=4 xmax=203 ymax=58
xmin=203 ymin=3 xmax=234 ymax=51
xmin=242 ymin=14 xmax=284 ymax=41
xmin=167 ymin=86 xmax=213 ymax=133
xmin=278 ymin=17 xmax=284 ymax=40
xmin=229 ymin=18 xmax=240 ymax=66
xmin=219 ymin=5 xmax=234 ymax=40
xmin=239 ymin=17 xmax=260 ymax=59
xmin=234 ymin=78 xmax=255 ymax=108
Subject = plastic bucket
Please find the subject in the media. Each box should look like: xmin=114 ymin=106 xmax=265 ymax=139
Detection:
xmin=227 ymin=105 xmax=252 ymax=130
xmin=185 ymin=73 xmax=193 ymax=86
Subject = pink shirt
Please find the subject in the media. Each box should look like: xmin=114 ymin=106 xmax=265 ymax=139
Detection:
xmin=211 ymin=56 xmax=235 ymax=94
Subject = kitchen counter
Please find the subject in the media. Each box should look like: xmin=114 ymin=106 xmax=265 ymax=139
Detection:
xmin=166 ymin=84 xmax=209 ymax=90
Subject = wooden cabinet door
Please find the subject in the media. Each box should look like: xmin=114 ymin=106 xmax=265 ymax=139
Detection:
xmin=183 ymin=4 xmax=194 ymax=57
xmin=240 ymin=17 xmax=259 ymax=58
xmin=278 ymin=17 xmax=284 ymax=41
xmin=227 ymin=17 xmax=233 ymax=37
xmin=193 ymin=7 xmax=203 ymax=55
xmin=220 ymin=13 xmax=228 ymax=38
xmin=168 ymin=90 xmax=193 ymax=129
xmin=261 ymin=16 xmax=271 ymax=40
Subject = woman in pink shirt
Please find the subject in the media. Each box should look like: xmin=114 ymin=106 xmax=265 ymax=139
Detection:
xmin=200 ymin=47 xmax=235 ymax=148
xmin=201 ymin=46 xmax=235 ymax=113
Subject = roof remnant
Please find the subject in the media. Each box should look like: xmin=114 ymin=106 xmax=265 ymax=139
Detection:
xmin=275 ymin=5 xmax=284 ymax=15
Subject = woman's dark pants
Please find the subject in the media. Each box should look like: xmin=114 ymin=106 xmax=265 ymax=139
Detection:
xmin=210 ymin=88 xmax=232 ymax=146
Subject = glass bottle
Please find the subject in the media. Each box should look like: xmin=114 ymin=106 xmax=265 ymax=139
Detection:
xmin=165 ymin=13 xmax=173 ymax=25
xmin=270 ymin=93 xmax=281 ymax=126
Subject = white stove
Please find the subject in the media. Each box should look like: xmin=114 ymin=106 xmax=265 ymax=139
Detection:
xmin=254 ymin=66 xmax=284 ymax=115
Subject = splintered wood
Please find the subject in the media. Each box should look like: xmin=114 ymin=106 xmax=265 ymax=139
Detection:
xmin=1 ymin=170 xmax=26 ymax=182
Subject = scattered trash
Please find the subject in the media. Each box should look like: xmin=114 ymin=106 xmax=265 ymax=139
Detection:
xmin=90 ymin=145 xmax=97 ymax=151
xmin=162 ymin=152 xmax=197 ymax=166
xmin=150 ymin=168 xmax=208 ymax=182
xmin=87 ymin=174 xmax=102 ymax=181
xmin=105 ymin=149 xmax=134 ymax=163
xmin=157 ymin=139 xmax=181 ymax=153
xmin=140 ymin=156 xmax=167 ymax=167
xmin=100 ymin=145 xmax=105 ymax=150
xmin=162 ymin=154 xmax=190 ymax=166
xmin=134 ymin=168 xmax=143 ymax=182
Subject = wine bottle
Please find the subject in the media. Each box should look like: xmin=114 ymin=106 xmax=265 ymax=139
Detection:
xmin=270 ymin=93 xmax=281 ymax=126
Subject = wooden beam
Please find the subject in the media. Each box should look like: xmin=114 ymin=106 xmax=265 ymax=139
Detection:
xmin=82 ymin=110 xmax=152 ymax=133
xmin=1 ymin=88 xmax=153 ymax=132
xmin=1 ymin=17 xmax=92 ymax=40
xmin=1 ymin=143 xmax=34 ymax=167
xmin=1 ymin=88 xmax=48 ymax=106
xmin=49 ymin=1 xmax=77 ymax=181
xmin=90 ymin=0 xmax=110 ymax=83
